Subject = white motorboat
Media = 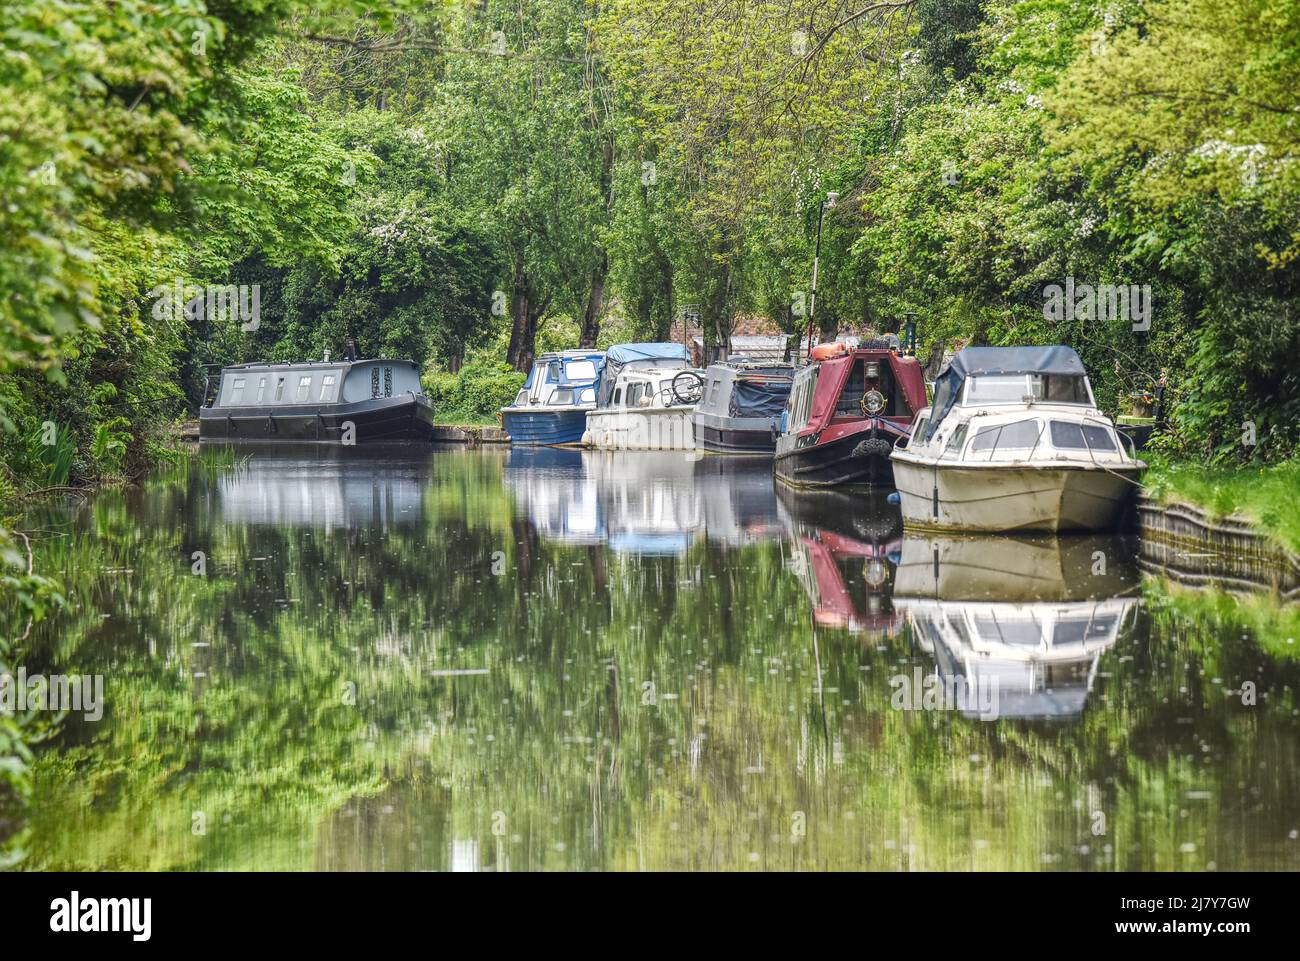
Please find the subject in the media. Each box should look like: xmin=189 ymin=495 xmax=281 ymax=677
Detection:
xmin=890 ymin=346 xmax=1144 ymax=533
xmin=582 ymin=343 xmax=705 ymax=451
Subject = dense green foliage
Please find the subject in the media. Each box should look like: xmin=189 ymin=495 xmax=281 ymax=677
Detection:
xmin=423 ymin=358 xmax=526 ymax=424
xmin=3 ymin=0 xmax=1298 ymax=491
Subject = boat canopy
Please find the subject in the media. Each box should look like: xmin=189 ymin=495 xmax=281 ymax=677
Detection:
xmin=802 ymin=350 xmax=927 ymax=436
xmin=595 ymin=343 xmax=691 ymax=408
xmin=731 ymin=369 xmax=793 ymax=417
xmin=925 ymin=346 xmax=1087 ymax=441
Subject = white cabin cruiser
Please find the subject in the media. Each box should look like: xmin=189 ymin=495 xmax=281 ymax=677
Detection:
xmin=582 ymin=343 xmax=704 ymax=451
xmin=890 ymin=346 xmax=1144 ymax=533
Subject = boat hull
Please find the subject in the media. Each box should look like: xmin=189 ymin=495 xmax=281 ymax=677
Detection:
xmin=584 ymin=408 xmax=696 ymax=451
xmin=773 ymin=419 xmax=905 ymax=488
xmin=693 ymin=414 xmax=778 ymax=453
xmin=891 ymin=457 xmax=1141 ymax=533
xmin=200 ymin=394 xmax=436 ymax=444
xmin=502 ymin=407 xmax=590 ymax=446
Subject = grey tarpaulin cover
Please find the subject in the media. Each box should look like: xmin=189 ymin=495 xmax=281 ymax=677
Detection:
xmin=925 ymin=346 xmax=1087 ymax=440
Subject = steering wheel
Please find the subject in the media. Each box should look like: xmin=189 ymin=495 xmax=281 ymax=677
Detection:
xmin=669 ymin=370 xmax=705 ymax=405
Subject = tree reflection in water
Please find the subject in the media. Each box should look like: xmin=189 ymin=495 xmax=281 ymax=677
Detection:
xmin=6 ymin=447 xmax=1299 ymax=870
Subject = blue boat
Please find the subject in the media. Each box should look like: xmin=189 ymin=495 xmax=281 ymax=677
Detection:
xmin=501 ymin=350 xmax=606 ymax=446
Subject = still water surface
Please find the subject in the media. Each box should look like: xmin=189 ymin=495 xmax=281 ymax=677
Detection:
xmin=14 ymin=446 xmax=1300 ymax=870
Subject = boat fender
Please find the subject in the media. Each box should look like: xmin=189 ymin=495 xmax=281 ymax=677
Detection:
xmin=810 ymin=342 xmax=850 ymax=362
xmin=852 ymin=437 xmax=893 ymax=459
xmin=886 ymin=491 xmax=901 ymax=505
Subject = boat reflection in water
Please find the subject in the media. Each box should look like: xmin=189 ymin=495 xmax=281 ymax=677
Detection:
xmin=893 ymin=533 xmax=1141 ymax=719
xmin=214 ymin=444 xmax=430 ymax=528
xmin=503 ymin=447 xmax=781 ymax=554
xmin=777 ymin=486 xmax=903 ymax=634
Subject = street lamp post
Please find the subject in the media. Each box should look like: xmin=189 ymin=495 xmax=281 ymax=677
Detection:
xmin=805 ymin=191 xmax=839 ymax=359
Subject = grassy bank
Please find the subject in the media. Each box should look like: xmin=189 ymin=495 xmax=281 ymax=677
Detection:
xmin=1142 ymin=455 xmax=1300 ymax=556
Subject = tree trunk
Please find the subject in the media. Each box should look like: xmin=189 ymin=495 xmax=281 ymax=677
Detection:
xmin=506 ymin=269 xmax=535 ymax=372
xmin=579 ymin=256 xmax=607 ymax=348
xmin=703 ymin=260 xmax=732 ymax=359
xmin=580 ymin=133 xmax=615 ymax=348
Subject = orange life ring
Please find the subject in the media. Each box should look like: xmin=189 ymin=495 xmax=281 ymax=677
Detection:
xmin=810 ymin=342 xmax=850 ymax=362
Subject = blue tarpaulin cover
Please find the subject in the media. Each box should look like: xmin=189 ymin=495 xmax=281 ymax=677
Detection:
xmin=595 ymin=343 xmax=691 ymax=408
xmin=729 ymin=371 xmax=793 ymax=418
xmin=926 ymin=346 xmax=1087 ymax=440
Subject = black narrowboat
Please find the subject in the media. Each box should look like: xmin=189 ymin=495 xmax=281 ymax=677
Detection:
xmin=199 ymin=358 xmax=436 ymax=443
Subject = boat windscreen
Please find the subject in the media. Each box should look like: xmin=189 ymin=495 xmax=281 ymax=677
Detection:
xmin=565 ymin=359 xmax=599 ymax=383
xmin=926 ymin=346 xmax=1088 ymax=440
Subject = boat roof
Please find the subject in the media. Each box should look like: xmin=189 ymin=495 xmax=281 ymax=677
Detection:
xmin=605 ymin=342 xmax=691 ymax=365
xmin=595 ymin=343 xmax=691 ymax=408
xmin=924 ymin=345 xmax=1087 ymax=441
xmin=536 ymin=350 xmax=605 ymax=362
xmin=710 ymin=358 xmax=794 ymax=375
xmin=219 ymin=358 xmax=416 ymax=372
xmin=944 ymin=346 xmax=1086 ymax=378
xmin=801 ymin=350 xmax=927 ymax=435
xmin=615 ymin=365 xmax=694 ymax=379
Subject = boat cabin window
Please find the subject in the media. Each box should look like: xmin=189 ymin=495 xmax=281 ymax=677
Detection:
xmin=229 ymin=377 xmax=246 ymax=404
xmin=612 ymin=387 xmax=623 ymax=406
xmin=944 ymin=423 xmax=968 ymax=454
xmin=275 ymin=376 xmax=286 ymax=402
xmin=626 ymin=382 xmax=649 ymax=407
xmin=549 ymin=389 xmax=574 ymax=406
xmin=296 ymin=375 xmax=312 ymax=402
xmin=319 ymin=374 xmax=338 ymax=402
xmin=1053 ymin=614 xmax=1118 ymax=646
xmin=579 ymin=387 xmax=596 ymax=404
xmin=836 ymin=361 xmax=868 ymax=414
xmin=1050 ymin=420 xmax=1116 ymax=451
xmin=964 ymin=374 xmax=1090 ymax=405
xmin=256 ymin=377 xmax=267 ymax=403
xmin=910 ymin=415 xmax=929 ymax=445
xmin=566 ymin=360 xmax=597 ymax=382
xmin=835 ymin=357 xmax=899 ymax=417
xmin=514 ymin=389 xmax=529 ymax=406
xmin=975 ymin=616 xmax=1043 ymax=647
xmin=970 ymin=419 xmax=1043 ymax=452
xmin=547 ymin=361 xmax=561 ymax=383
xmin=787 ymin=368 xmax=818 ymax=430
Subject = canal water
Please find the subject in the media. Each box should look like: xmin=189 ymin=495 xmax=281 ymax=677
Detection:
xmin=9 ymin=446 xmax=1300 ymax=870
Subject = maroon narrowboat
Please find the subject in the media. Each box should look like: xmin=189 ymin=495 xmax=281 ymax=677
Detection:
xmin=774 ymin=341 xmax=928 ymax=488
